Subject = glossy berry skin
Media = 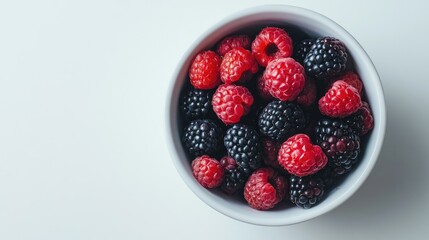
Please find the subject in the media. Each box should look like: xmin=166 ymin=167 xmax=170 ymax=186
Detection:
xmin=216 ymin=34 xmax=251 ymax=56
xmin=293 ymin=38 xmax=315 ymax=64
xmin=319 ymin=80 xmax=362 ymax=118
xmin=212 ymin=84 xmax=254 ymax=124
xmin=220 ymin=47 xmax=258 ymax=84
xmin=296 ymin=77 xmax=317 ymax=107
xmin=182 ymin=119 xmax=222 ymax=157
xmin=263 ymin=57 xmax=306 ymax=101
xmin=244 ymin=168 xmax=287 ymax=210
xmin=331 ymin=71 xmax=363 ymax=94
xmin=192 ymin=155 xmax=224 ymax=188
xmin=224 ymin=124 xmax=262 ymax=174
xmin=189 ymin=50 xmax=222 ymax=90
xmin=315 ymin=118 xmax=361 ymax=176
xmin=344 ymin=101 xmax=374 ymax=136
xmin=251 ymin=27 xmax=293 ymax=67
xmin=220 ymin=156 xmax=248 ymax=194
xmin=258 ymin=101 xmax=306 ymax=142
xmin=278 ymin=134 xmax=328 ymax=177
xmin=303 ymin=37 xmax=348 ymax=79
xmin=181 ymin=88 xmax=212 ymax=120
xmin=290 ymin=174 xmax=325 ymax=209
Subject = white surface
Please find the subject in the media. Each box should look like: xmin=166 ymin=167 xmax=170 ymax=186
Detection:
xmin=0 ymin=0 xmax=427 ymax=239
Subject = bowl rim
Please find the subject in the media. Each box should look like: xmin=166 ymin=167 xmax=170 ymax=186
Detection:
xmin=165 ymin=4 xmax=386 ymax=226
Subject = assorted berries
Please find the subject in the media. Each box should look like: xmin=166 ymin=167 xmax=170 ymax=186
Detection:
xmin=180 ymin=28 xmax=374 ymax=210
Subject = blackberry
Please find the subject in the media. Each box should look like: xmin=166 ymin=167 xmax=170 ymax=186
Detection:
xmin=224 ymin=124 xmax=262 ymax=174
xmin=303 ymin=37 xmax=348 ymax=79
xmin=293 ymin=38 xmax=315 ymax=64
xmin=315 ymin=118 xmax=361 ymax=176
xmin=220 ymin=156 xmax=248 ymax=194
xmin=317 ymin=167 xmax=338 ymax=189
xmin=290 ymin=174 xmax=325 ymax=209
xmin=182 ymin=119 xmax=222 ymax=157
xmin=258 ymin=101 xmax=306 ymax=142
xmin=181 ymin=88 xmax=212 ymax=120
xmin=344 ymin=110 xmax=365 ymax=136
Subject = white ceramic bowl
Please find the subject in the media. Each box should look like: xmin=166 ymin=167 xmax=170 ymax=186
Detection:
xmin=166 ymin=5 xmax=386 ymax=226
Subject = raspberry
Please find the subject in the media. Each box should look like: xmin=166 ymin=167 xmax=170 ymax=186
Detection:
xmin=304 ymin=37 xmax=348 ymax=79
xmin=251 ymin=27 xmax=293 ymax=67
xmin=220 ymin=47 xmax=258 ymax=84
xmin=319 ymin=80 xmax=362 ymax=118
xmin=220 ymin=156 xmax=248 ymax=194
xmin=344 ymin=101 xmax=374 ymax=135
xmin=224 ymin=124 xmax=262 ymax=174
xmin=278 ymin=134 xmax=328 ymax=177
xmin=216 ymin=34 xmax=251 ymax=56
xmin=182 ymin=119 xmax=222 ymax=157
xmin=263 ymin=58 xmax=306 ymax=101
xmin=315 ymin=118 xmax=361 ymax=176
xmin=261 ymin=139 xmax=281 ymax=170
xmin=192 ymin=155 xmax=224 ymax=188
xmin=181 ymin=88 xmax=212 ymax=120
xmin=296 ymin=77 xmax=317 ymax=107
xmin=212 ymin=84 xmax=254 ymax=124
xmin=244 ymin=168 xmax=287 ymax=210
xmin=293 ymin=39 xmax=315 ymax=64
xmin=328 ymin=71 xmax=363 ymax=94
xmin=256 ymin=74 xmax=273 ymax=100
xmin=290 ymin=174 xmax=325 ymax=209
xmin=189 ymin=50 xmax=222 ymax=90
xmin=258 ymin=101 xmax=306 ymax=142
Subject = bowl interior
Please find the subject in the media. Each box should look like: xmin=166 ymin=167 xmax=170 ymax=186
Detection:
xmin=167 ymin=5 xmax=386 ymax=226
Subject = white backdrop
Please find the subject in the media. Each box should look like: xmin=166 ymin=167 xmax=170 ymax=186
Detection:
xmin=0 ymin=0 xmax=428 ymax=239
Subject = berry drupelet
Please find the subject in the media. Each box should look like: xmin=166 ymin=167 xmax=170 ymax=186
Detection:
xmin=181 ymin=88 xmax=212 ymax=120
xmin=182 ymin=119 xmax=222 ymax=157
xmin=290 ymin=174 xmax=325 ymax=209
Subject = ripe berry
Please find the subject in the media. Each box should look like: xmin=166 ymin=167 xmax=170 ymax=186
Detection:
xmin=251 ymin=27 xmax=293 ymax=67
xmin=344 ymin=101 xmax=374 ymax=135
xmin=220 ymin=156 xmax=248 ymax=194
xmin=244 ymin=168 xmax=287 ymax=210
xmin=256 ymin=74 xmax=273 ymax=100
xmin=224 ymin=124 xmax=262 ymax=174
xmin=296 ymin=77 xmax=317 ymax=107
xmin=220 ymin=47 xmax=259 ymax=84
xmin=263 ymin=57 xmax=306 ymax=101
xmin=216 ymin=34 xmax=251 ymax=56
xmin=181 ymin=88 xmax=212 ymax=120
xmin=290 ymin=174 xmax=325 ymax=209
xmin=330 ymin=71 xmax=363 ymax=94
xmin=182 ymin=119 xmax=222 ymax=157
xmin=212 ymin=84 xmax=254 ymax=124
xmin=303 ymin=37 xmax=348 ymax=79
xmin=189 ymin=50 xmax=222 ymax=90
xmin=258 ymin=100 xmax=306 ymax=142
xmin=293 ymin=38 xmax=315 ymax=64
xmin=278 ymin=134 xmax=328 ymax=177
xmin=192 ymin=155 xmax=224 ymax=188
xmin=261 ymin=139 xmax=282 ymax=170
xmin=319 ymin=80 xmax=362 ymax=118
xmin=315 ymin=118 xmax=361 ymax=176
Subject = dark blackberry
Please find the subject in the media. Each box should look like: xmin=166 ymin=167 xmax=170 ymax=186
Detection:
xmin=293 ymin=38 xmax=315 ymax=64
xmin=182 ymin=119 xmax=222 ymax=157
xmin=344 ymin=110 xmax=365 ymax=136
xmin=224 ymin=124 xmax=262 ymax=174
xmin=290 ymin=174 xmax=325 ymax=209
xmin=220 ymin=156 xmax=248 ymax=194
xmin=303 ymin=37 xmax=348 ymax=79
xmin=317 ymin=167 xmax=338 ymax=189
xmin=315 ymin=118 xmax=361 ymax=176
xmin=258 ymin=101 xmax=306 ymax=142
xmin=181 ymin=88 xmax=212 ymax=120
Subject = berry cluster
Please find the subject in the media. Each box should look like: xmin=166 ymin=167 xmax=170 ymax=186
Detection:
xmin=180 ymin=27 xmax=374 ymax=210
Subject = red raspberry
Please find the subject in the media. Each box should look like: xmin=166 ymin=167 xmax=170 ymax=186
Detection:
xmin=319 ymin=80 xmax=362 ymax=117
xmin=296 ymin=77 xmax=317 ymax=107
xmin=263 ymin=58 xmax=306 ymax=101
xmin=327 ymin=71 xmax=363 ymax=94
xmin=251 ymin=27 xmax=293 ymax=67
xmin=244 ymin=168 xmax=287 ymax=210
xmin=361 ymin=101 xmax=374 ymax=135
xmin=189 ymin=50 xmax=221 ymax=90
xmin=212 ymin=84 xmax=254 ymax=124
xmin=220 ymin=47 xmax=259 ymax=84
xmin=278 ymin=134 xmax=328 ymax=177
xmin=216 ymin=34 xmax=251 ymax=56
xmin=191 ymin=155 xmax=224 ymax=188
xmin=256 ymin=74 xmax=273 ymax=100
xmin=261 ymin=139 xmax=281 ymax=170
